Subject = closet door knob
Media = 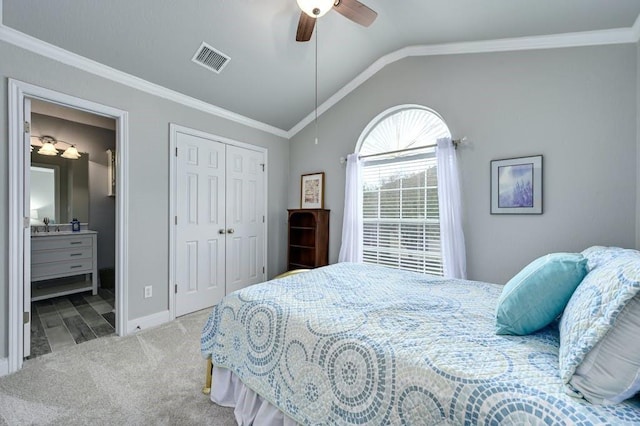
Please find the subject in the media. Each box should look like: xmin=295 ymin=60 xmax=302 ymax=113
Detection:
xmin=227 ymin=228 xmax=235 ymax=234
xmin=218 ymin=229 xmax=226 ymax=234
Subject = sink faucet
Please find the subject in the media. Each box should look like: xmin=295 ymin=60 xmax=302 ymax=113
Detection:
xmin=43 ymin=217 xmax=50 ymax=233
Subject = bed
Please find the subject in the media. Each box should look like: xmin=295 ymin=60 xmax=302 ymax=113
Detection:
xmin=201 ymin=262 xmax=640 ymax=425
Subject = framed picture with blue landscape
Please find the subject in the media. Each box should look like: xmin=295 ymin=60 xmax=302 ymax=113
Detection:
xmin=491 ymin=155 xmax=542 ymax=214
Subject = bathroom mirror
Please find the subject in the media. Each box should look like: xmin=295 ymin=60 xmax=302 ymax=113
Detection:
xmin=30 ymin=151 xmax=89 ymax=225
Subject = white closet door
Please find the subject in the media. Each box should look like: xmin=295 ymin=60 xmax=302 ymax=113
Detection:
xmin=175 ymin=133 xmax=226 ymax=316
xmin=225 ymin=145 xmax=265 ymax=294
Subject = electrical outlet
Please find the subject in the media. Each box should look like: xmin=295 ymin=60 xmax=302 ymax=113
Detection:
xmin=144 ymin=285 xmax=152 ymax=299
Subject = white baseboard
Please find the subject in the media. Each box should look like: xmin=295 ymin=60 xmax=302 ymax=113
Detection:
xmin=126 ymin=310 xmax=171 ymax=334
xmin=0 ymin=357 xmax=9 ymax=377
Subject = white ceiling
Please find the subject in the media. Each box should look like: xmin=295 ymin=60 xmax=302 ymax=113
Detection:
xmin=3 ymin=0 xmax=640 ymax=134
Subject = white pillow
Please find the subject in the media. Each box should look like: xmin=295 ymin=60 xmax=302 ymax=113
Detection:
xmin=560 ymin=248 xmax=640 ymax=404
xmin=568 ymin=294 xmax=640 ymax=404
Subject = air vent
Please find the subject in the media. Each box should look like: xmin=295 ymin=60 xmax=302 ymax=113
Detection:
xmin=191 ymin=42 xmax=230 ymax=74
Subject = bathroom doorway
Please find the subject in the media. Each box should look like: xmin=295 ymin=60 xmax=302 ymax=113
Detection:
xmin=28 ymin=100 xmax=117 ymax=358
xmin=8 ymin=79 xmax=129 ymax=374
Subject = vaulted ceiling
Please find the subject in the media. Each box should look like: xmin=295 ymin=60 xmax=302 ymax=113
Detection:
xmin=3 ymin=1 xmax=640 ymax=135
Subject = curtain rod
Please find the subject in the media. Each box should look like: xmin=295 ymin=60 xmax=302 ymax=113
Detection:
xmin=358 ymin=138 xmax=465 ymax=160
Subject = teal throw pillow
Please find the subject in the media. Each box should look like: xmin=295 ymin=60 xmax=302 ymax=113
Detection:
xmin=496 ymin=253 xmax=588 ymax=336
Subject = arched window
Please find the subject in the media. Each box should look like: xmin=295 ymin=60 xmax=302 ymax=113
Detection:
xmin=357 ymin=105 xmax=451 ymax=275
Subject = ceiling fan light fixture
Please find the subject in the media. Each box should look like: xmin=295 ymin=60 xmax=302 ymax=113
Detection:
xmin=297 ymin=0 xmax=335 ymax=17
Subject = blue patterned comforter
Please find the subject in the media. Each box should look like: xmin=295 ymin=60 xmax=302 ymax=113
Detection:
xmin=201 ymin=263 xmax=640 ymax=425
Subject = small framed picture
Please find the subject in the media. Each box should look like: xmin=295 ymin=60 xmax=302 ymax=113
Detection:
xmin=491 ymin=155 xmax=542 ymax=214
xmin=300 ymin=172 xmax=325 ymax=209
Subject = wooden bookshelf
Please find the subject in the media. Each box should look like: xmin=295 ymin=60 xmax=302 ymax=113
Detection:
xmin=287 ymin=209 xmax=329 ymax=270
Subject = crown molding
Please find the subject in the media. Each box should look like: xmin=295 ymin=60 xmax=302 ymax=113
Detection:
xmin=0 ymin=23 xmax=289 ymax=139
xmin=288 ymin=26 xmax=639 ymax=137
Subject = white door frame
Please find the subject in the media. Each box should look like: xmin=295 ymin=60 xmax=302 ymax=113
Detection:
xmin=8 ymin=78 xmax=129 ymax=374
xmin=168 ymin=123 xmax=268 ymax=320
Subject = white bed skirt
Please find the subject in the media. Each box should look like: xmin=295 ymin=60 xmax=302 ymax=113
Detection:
xmin=211 ymin=366 xmax=298 ymax=426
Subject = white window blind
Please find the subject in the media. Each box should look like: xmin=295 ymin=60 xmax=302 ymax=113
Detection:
xmin=362 ymin=151 xmax=443 ymax=275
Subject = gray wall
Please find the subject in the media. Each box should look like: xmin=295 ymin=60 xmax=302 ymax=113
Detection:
xmin=289 ymin=44 xmax=637 ymax=284
xmin=0 ymin=39 xmax=290 ymax=359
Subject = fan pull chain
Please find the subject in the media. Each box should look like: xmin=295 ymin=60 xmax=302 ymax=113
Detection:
xmin=314 ymin=19 xmax=319 ymax=145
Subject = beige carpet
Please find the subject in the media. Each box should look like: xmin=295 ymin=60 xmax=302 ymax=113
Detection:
xmin=0 ymin=309 xmax=236 ymax=425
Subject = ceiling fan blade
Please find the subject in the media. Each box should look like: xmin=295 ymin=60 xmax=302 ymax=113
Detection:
xmin=333 ymin=0 xmax=377 ymax=27
xmin=296 ymin=12 xmax=316 ymax=42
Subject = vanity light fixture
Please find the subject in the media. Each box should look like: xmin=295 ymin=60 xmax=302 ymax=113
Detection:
xmin=37 ymin=136 xmax=58 ymax=156
xmin=60 ymin=145 xmax=81 ymax=159
xmin=33 ymin=135 xmax=82 ymax=160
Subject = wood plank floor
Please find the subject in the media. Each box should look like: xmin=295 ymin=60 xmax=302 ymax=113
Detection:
xmin=28 ymin=288 xmax=116 ymax=359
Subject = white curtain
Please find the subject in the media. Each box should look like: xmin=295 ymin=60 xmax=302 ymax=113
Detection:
xmin=436 ymin=138 xmax=467 ymax=279
xmin=338 ymin=153 xmax=363 ymax=263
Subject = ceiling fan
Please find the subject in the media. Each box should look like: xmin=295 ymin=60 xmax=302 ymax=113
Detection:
xmin=295 ymin=0 xmax=377 ymax=42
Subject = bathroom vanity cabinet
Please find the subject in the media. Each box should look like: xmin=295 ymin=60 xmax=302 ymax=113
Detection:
xmin=30 ymin=231 xmax=98 ymax=301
